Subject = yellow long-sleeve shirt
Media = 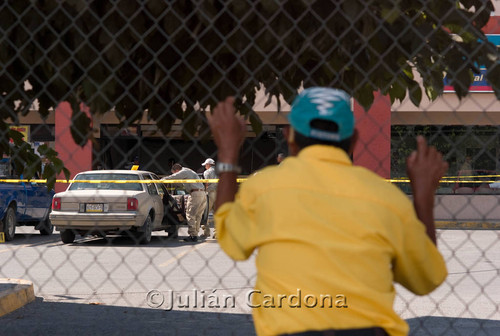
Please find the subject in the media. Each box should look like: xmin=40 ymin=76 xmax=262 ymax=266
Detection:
xmin=215 ymin=145 xmax=447 ymax=336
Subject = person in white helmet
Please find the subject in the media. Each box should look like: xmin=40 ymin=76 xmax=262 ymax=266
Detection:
xmin=201 ymin=158 xmax=217 ymax=238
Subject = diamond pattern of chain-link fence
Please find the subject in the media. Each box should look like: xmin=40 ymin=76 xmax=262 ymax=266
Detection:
xmin=1 ymin=1 xmax=500 ymax=335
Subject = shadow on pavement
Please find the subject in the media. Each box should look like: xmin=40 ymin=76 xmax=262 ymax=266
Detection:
xmin=0 ymin=233 xmax=60 ymax=246
xmin=71 ymin=235 xmax=217 ymax=247
xmin=408 ymin=316 xmax=500 ymax=335
xmin=0 ymin=297 xmax=256 ymax=336
xmin=4 ymin=299 xmax=498 ymax=336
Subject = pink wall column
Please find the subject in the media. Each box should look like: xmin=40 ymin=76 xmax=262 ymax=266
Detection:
xmin=54 ymin=102 xmax=92 ymax=193
xmin=483 ymin=16 xmax=500 ymax=34
xmin=352 ymin=92 xmax=391 ymax=178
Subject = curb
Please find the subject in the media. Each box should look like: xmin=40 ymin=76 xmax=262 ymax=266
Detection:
xmin=0 ymin=278 xmax=35 ymax=317
xmin=436 ymin=221 xmax=500 ymax=230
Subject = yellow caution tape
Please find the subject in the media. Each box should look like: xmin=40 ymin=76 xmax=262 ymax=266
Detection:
xmin=440 ymin=174 xmax=500 ymax=179
xmin=0 ymin=176 xmax=496 ymax=185
xmin=0 ymin=178 xmax=248 ymax=184
xmin=392 ymin=174 xmax=500 ymax=179
xmin=389 ymin=179 xmax=498 ymax=184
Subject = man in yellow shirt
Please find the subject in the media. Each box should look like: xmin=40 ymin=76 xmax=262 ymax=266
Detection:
xmin=207 ymin=88 xmax=448 ymax=336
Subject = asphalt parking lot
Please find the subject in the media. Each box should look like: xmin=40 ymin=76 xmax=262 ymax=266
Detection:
xmin=0 ymin=227 xmax=499 ymax=335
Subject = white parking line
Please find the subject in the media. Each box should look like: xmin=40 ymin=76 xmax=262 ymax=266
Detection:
xmin=159 ymin=242 xmax=208 ymax=268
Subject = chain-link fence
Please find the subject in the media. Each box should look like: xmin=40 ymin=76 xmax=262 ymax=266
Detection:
xmin=1 ymin=1 xmax=500 ymax=335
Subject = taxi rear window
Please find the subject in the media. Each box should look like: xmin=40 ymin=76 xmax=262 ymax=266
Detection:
xmin=69 ymin=173 xmax=143 ymax=191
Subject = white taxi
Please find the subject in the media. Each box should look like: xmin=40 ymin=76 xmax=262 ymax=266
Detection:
xmin=50 ymin=170 xmax=174 ymax=244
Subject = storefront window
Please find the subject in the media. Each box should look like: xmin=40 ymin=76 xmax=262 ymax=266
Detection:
xmin=391 ymin=125 xmax=500 ymax=194
xmin=30 ymin=124 xmax=55 ymax=142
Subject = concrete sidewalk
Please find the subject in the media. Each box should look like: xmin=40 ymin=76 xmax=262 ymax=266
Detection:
xmin=0 ymin=278 xmax=35 ymax=317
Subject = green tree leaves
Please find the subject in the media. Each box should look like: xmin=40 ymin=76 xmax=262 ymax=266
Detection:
xmin=0 ymin=124 xmax=69 ymax=190
xmin=1 ymin=0 xmax=499 ymax=186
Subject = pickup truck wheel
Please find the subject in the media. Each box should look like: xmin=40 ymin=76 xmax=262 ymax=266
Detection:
xmin=2 ymin=207 xmax=16 ymax=241
xmin=135 ymin=215 xmax=152 ymax=245
xmin=39 ymin=217 xmax=54 ymax=236
xmin=60 ymin=230 xmax=75 ymax=244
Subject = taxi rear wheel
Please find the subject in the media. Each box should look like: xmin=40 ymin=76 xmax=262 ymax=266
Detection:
xmin=135 ymin=215 xmax=152 ymax=245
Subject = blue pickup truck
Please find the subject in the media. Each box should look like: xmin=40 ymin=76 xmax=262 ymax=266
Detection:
xmin=0 ymin=158 xmax=54 ymax=241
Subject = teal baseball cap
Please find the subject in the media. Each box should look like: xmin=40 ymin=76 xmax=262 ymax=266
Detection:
xmin=288 ymin=87 xmax=355 ymax=141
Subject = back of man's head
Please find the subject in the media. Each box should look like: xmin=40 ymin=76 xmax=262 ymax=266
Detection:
xmin=172 ymin=163 xmax=183 ymax=172
xmin=288 ymin=87 xmax=355 ymax=152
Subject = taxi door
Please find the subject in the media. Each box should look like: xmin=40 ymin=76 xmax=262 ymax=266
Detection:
xmin=141 ymin=174 xmax=164 ymax=229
